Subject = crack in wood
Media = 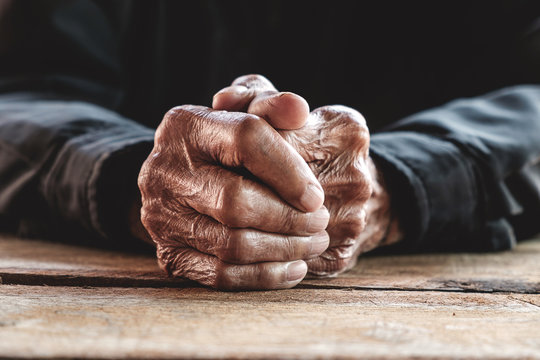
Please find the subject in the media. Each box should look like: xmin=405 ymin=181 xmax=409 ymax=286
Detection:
xmin=0 ymin=272 xmax=195 ymax=289
xmin=437 ymin=279 xmax=540 ymax=294
xmin=2 ymin=272 xmax=538 ymax=295
xmin=297 ymin=282 xmax=540 ymax=294
xmin=2 ymin=236 xmax=539 ymax=295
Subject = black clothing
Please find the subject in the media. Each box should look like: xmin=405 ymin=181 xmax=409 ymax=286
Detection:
xmin=1 ymin=1 xmax=539 ymax=251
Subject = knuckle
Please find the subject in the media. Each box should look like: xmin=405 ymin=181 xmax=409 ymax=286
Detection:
xmin=156 ymin=245 xmax=186 ymax=276
xmin=322 ymin=159 xmax=372 ymax=202
xmin=255 ymin=263 xmax=279 ymax=287
xmin=164 ymin=104 xmax=200 ymax=121
xmin=160 ymin=106 xmax=189 ymax=135
xmin=234 ymin=74 xmax=260 ymax=84
xmin=236 ymin=114 xmax=268 ymax=147
xmin=332 ymin=257 xmax=352 ymax=273
xmin=139 ymin=205 xmax=153 ymax=229
xmin=345 ymin=219 xmax=366 ymax=239
xmin=346 ymin=163 xmax=373 ymax=201
xmin=316 ymin=105 xmax=368 ymax=134
xmin=155 ymin=245 xmax=173 ymax=274
xmin=312 ymin=247 xmax=354 ymax=274
xmin=159 ymin=105 xmax=211 ymax=141
xmin=220 ymin=228 xmax=251 ymax=264
xmin=139 ymin=204 xmax=166 ymax=239
xmin=138 ymin=207 xmax=168 ymax=245
xmin=324 ymin=105 xmax=366 ymax=127
xmin=335 ymin=210 xmax=367 ymax=239
xmin=218 ymin=180 xmax=251 ymax=228
xmin=283 ymin=235 xmax=303 ymax=260
xmin=233 ymin=74 xmax=273 ymax=89
xmin=278 ymin=206 xmax=299 ymax=232
xmin=137 ymin=152 xmax=164 ymax=193
xmin=215 ymin=263 xmax=246 ymax=290
xmin=357 ymin=174 xmax=373 ymax=201
xmin=137 ymin=159 xmax=152 ymax=192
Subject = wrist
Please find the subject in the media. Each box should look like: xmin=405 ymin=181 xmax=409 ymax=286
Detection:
xmin=357 ymin=157 xmax=403 ymax=253
xmin=128 ymin=195 xmax=153 ymax=245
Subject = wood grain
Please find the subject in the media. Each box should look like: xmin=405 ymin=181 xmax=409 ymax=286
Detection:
xmin=303 ymin=238 xmax=540 ymax=293
xmin=0 ymin=285 xmax=538 ymax=360
xmin=2 ymin=235 xmax=540 ymax=359
xmin=0 ymin=235 xmax=190 ymax=287
xmin=1 ymin=234 xmax=539 ymax=293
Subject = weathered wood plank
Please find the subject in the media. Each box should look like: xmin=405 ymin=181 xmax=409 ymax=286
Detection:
xmin=303 ymin=237 xmax=540 ymax=293
xmin=0 ymin=235 xmax=191 ymax=287
xmin=0 ymin=285 xmax=538 ymax=359
xmin=1 ymin=234 xmax=539 ymax=293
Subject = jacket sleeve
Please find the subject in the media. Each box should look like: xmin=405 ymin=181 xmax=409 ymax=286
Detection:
xmin=0 ymin=1 xmax=155 ymax=245
xmin=370 ymin=85 xmax=540 ymax=252
xmin=0 ymin=93 xmax=154 ymax=243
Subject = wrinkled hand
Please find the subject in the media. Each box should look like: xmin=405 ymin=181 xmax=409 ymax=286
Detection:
xmin=137 ymin=103 xmax=331 ymax=290
xmin=214 ymin=75 xmax=402 ymax=276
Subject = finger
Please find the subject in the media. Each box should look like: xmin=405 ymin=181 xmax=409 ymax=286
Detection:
xmin=248 ymin=91 xmax=309 ymax=130
xmin=311 ymin=105 xmax=370 ymax=155
xmin=213 ymin=74 xmax=309 ymax=130
xmin=166 ymin=105 xmax=325 ymax=212
xmin=212 ymin=84 xmax=252 ymax=111
xmin=325 ymin=204 xmax=368 ymax=247
xmin=212 ymin=74 xmax=276 ymax=111
xmin=280 ymin=105 xmax=371 ymax=163
xmin=180 ymin=165 xmax=328 ymax=235
xmin=306 ymin=247 xmax=357 ymax=276
xmin=231 ymin=73 xmax=276 ymax=89
xmin=157 ymin=246 xmax=308 ymax=290
xmin=170 ymin=209 xmax=329 ymax=263
xmin=234 ymin=75 xmax=309 ymax=129
xmin=141 ymin=196 xmax=329 ymax=262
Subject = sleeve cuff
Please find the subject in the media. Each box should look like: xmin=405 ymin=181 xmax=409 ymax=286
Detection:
xmin=91 ymin=135 xmax=154 ymax=241
xmin=370 ymin=131 xmax=515 ymax=252
xmin=40 ymin=101 xmax=154 ymax=242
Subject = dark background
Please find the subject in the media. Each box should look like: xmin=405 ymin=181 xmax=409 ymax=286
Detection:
xmin=2 ymin=1 xmax=539 ymax=131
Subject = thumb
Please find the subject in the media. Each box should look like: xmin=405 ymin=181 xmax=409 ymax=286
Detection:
xmin=213 ymin=74 xmax=309 ymax=130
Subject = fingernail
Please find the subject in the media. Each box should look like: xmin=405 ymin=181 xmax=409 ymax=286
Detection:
xmin=300 ymin=183 xmax=324 ymax=212
xmin=306 ymin=207 xmax=330 ymax=233
xmin=309 ymin=231 xmax=330 ymax=258
xmin=287 ymin=260 xmax=307 ymax=282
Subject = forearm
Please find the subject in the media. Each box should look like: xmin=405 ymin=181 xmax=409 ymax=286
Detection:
xmin=0 ymin=92 xmax=154 ymax=243
xmin=370 ymin=85 xmax=540 ymax=252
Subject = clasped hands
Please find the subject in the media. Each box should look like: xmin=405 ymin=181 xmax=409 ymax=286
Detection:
xmin=137 ymin=75 xmax=400 ymax=290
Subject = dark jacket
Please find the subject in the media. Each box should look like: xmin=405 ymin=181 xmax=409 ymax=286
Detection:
xmin=1 ymin=0 xmax=539 ymax=252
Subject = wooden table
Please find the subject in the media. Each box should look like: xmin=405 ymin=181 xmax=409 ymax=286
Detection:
xmin=1 ymin=233 xmax=539 ymax=359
